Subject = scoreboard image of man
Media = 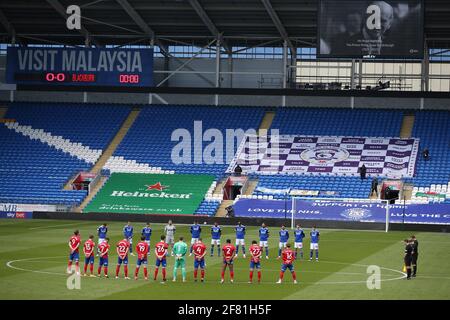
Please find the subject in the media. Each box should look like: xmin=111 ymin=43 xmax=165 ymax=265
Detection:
xmin=318 ymin=0 xmax=424 ymax=58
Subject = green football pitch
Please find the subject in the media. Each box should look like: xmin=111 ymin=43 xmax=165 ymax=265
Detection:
xmin=0 ymin=219 xmax=449 ymax=300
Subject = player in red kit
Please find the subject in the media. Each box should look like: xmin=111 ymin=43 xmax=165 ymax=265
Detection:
xmin=67 ymin=230 xmax=81 ymax=275
xmin=116 ymin=238 xmax=130 ymax=279
xmin=221 ymin=239 xmax=236 ymax=284
xmin=248 ymin=240 xmax=262 ymax=284
xmin=97 ymin=238 xmax=110 ymax=278
xmin=192 ymin=238 xmax=207 ymax=282
xmin=276 ymin=243 xmax=298 ymax=284
xmin=135 ymin=236 xmax=149 ymax=280
xmin=83 ymin=235 xmax=96 ymax=277
xmin=154 ymin=235 xmax=169 ymax=282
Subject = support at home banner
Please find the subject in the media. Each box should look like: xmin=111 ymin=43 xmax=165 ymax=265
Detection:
xmin=227 ymin=135 xmax=419 ymax=178
xmin=84 ymin=173 xmax=214 ymax=215
xmin=234 ymin=198 xmax=450 ymax=225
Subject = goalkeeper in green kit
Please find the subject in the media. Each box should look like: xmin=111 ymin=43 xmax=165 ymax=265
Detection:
xmin=172 ymin=236 xmax=188 ymax=282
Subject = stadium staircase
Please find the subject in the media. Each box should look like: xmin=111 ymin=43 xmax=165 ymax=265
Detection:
xmin=369 ymin=112 xmax=416 ymax=200
xmin=90 ymin=108 xmax=141 ymax=174
xmin=0 ymin=103 xmax=131 ymax=206
xmin=216 ymin=200 xmax=234 ymax=217
xmin=75 ymin=176 xmax=108 ymax=212
xmin=76 ymin=108 xmax=141 ymax=212
xmin=212 ymin=110 xmax=273 ymax=217
xmin=400 ymin=112 xmax=415 ymax=138
xmin=398 ymin=112 xmax=416 ymax=200
xmin=258 ymin=110 xmax=275 ymax=134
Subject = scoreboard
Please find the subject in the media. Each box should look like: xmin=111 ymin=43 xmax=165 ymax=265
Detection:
xmin=6 ymin=47 xmax=153 ymax=87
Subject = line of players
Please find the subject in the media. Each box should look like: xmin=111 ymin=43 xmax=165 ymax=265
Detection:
xmin=67 ymin=221 xmax=320 ymax=284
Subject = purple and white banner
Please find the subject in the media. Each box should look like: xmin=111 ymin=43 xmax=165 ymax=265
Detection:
xmin=227 ymin=135 xmax=420 ymax=178
xmin=234 ymin=199 xmax=450 ymax=225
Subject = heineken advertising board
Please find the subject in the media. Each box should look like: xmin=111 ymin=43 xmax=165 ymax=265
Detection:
xmin=84 ymin=173 xmax=215 ymax=215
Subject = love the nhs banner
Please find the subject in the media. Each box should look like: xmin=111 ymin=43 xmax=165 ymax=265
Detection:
xmin=6 ymin=46 xmax=153 ymax=87
xmin=234 ymin=199 xmax=450 ymax=225
xmin=227 ymin=135 xmax=420 ymax=178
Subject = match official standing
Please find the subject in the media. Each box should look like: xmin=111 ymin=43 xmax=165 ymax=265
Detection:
xmin=411 ymin=235 xmax=419 ymax=278
xmin=404 ymin=239 xmax=413 ymax=280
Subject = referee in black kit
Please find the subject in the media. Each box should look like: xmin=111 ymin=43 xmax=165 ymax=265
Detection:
xmin=411 ymin=235 xmax=419 ymax=277
xmin=403 ymin=239 xmax=413 ymax=280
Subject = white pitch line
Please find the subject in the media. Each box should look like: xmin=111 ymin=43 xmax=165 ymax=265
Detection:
xmin=29 ymin=222 xmax=93 ymax=230
xmin=5 ymin=257 xmax=406 ymax=285
xmin=6 ymin=256 xmax=67 ymax=276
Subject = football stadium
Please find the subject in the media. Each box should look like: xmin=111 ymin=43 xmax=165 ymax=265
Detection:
xmin=0 ymin=0 xmax=450 ymax=303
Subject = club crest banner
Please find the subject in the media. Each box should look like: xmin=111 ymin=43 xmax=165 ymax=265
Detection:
xmin=227 ymin=135 xmax=419 ymax=178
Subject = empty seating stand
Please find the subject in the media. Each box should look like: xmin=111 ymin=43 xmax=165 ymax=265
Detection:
xmin=0 ymin=102 xmax=131 ymax=206
xmin=112 ymin=105 xmax=265 ymax=179
xmin=408 ymin=111 xmax=450 ymax=203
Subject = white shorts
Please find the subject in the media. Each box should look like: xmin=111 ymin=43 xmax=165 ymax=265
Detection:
xmin=98 ymin=238 xmax=105 ymax=245
xmin=145 ymin=240 xmax=151 ymax=246
xmin=259 ymin=241 xmax=268 ymax=247
xmin=191 ymin=238 xmax=199 ymax=245
xmin=211 ymin=239 xmax=221 ymax=245
xmin=235 ymin=239 xmax=245 ymax=246
xmin=166 ymin=236 xmax=174 ymax=244
xmin=310 ymin=243 xmax=319 ymax=250
xmin=279 ymin=242 xmax=287 ymax=249
xmin=294 ymin=242 xmax=303 ymax=249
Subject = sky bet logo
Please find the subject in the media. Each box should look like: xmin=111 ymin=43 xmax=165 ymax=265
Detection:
xmin=0 ymin=212 xmax=27 ymax=219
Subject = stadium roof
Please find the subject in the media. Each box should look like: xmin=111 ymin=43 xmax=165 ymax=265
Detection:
xmin=0 ymin=0 xmax=449 ymax=52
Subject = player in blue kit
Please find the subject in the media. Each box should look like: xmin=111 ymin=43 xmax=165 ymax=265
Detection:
xmin=259 ymin=223 xmax=270 ymax=259
xmin=96 ymin=223 xmax=108 ymax=255
xmin=293 ymin=224 xmax=306 ymax=259
xmin=309 ymin=226 xmax=320 ymax=261
xmin=278 ymin=225 xmax=289 ymax=258
xmin=210 ymin=222 xmax=222 ymax=257
xmin=189 ymin=221 xmax=202 ymax=255
xmin=142 ymin=223 xmax=152 ymax=248
xmin=123 ymin=221 xmax=134 ymax=255
xmin=235 ymin=222 xmax=246 ymax=258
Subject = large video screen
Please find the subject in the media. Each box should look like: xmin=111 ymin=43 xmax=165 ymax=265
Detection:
xmin=318 ymin=0 xmax=424 ymax=59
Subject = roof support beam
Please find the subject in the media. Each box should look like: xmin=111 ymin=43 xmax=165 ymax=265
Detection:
xmin=188 ymin=0 xmax=232 ymax=53
xmin=0 ymin=8 xmax=16 ymax=42
xmin=115 ymin=0 xmax=170 ymax=57
xmin=46 ymin=0 xmax=101 ymax=46
xmin=260 ymin=0 xmax=296 ymax=54
xmin=115 ymin=0 xmax=154 ymax=38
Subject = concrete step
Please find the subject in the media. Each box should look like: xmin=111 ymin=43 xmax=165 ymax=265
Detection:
xmin=63 ymin=108 xmax=141 ymax=191
xmin=244 ymin=179 xmax=258 ymax=195
xmin=215 ymin=200 xmax=234 ymax=217
xmin=258 ymin=111 xmax=276 ymax=135
xmin=76 ymin=176 xmax=108 ymax=213
xmin=400 ymin=113 xmax=415 ymax=139
xmin=90 ymin=107 xmax=141 ymax=174
xmin=402 ymin=183 xmax=414 ymax=200
xmin=212 ymin=178 xmax=227 ymax=196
